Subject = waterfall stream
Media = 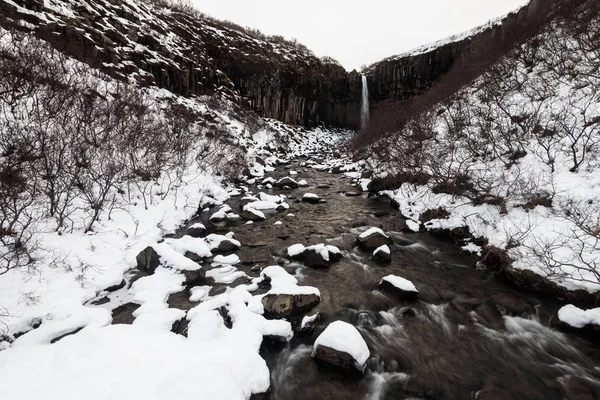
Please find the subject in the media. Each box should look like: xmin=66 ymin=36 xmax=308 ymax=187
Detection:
xmin=361 ymin=75 xmax=370 ymax=129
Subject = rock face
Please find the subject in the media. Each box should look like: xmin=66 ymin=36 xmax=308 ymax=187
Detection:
xmin=261 ymin=293 xmax=321 ymax=319
xmin=365 ymin=0 xmax=587 ymax=105
xmin=0 ymin=0 xmax=362 ymax=128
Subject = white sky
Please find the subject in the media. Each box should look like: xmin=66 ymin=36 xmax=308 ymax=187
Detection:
xmin=193 ymin=0 xmax=529 ymax=71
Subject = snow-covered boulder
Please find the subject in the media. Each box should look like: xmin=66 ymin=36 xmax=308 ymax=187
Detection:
xmin=312 ymin=321 xmax=370 ymax=373
xmin=287 ymin=243 xmax=342 ymax=268
xmin=242 ymin=207 xmax=266 ymax=221
xmin=259 ymin=266 xmax=321 ymax=319
xmin=378 ymin=275 xmax=419 ymax=301
xmin=302 ymin=193 xmax=321 ymax=204
xmin=554 ymin=304 xmax=600 ymax=340
xmin=204 ymin=233 xmax=241 ymax=252
xmin=275 ymin=177 xmax=299 ymax=189
xmin=299 ymin=313 xmax=321 ymax=334
xmin=357 ymin=228 xmax=392 ymax=250
xmin=185 ymin=223 xmax=206 ymax=238
xmin=298 ymin=180 xmax=309 ymax=187
xmin=373 ymin=245 xmax=391 ymax=264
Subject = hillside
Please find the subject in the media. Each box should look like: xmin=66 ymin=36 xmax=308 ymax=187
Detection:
xmin=0 ymin=0 xmax=362 ymax=127
xmin=357 ymin=0 xmax=600 ymax=296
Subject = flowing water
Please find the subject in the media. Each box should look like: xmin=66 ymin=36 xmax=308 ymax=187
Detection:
xmin=184 ymin=156 xmax=600 ymax=400
xmin=361 ymin=75 xmax=370 ymax=129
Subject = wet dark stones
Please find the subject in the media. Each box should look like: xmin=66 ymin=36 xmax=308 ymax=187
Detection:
xmin=262 ymin=293 xmax=321 ymax=319
xmin=312 ymin=345 xmax=364 ymax=375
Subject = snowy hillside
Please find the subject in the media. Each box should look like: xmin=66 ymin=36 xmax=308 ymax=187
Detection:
xmin=359 ymin=1 xmax=600 ymax=293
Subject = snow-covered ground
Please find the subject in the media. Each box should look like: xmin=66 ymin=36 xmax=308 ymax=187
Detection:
xmin=359 ymin=7 xmax=600 ymax=293
xmin=0 ymin=25 xmax=351 ymax=399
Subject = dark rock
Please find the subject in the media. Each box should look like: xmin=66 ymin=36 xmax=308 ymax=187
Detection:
xmin=50 ymin=327 xmax=84 ymax=344
xmin=262 ymin=293 xmax=320 ymax=319
xmin=357 ymin=229 xmax=392 ymax=250
xmin=275 ymin=177 xmax=299 ymax=189
xmin=105 ymin=279 xmax=126 ymax=292
xmin=186 ymin=225 xmax=206 ymax=238
xmin=111 ymin=303 xmax=141 ymax=325
xmin=302 ymin=248 xmax=331 ymax=268
xmin=302 ymin=195 xmax=321 ymax=204
xmin=217 ymin=239 xmax=240 ymax=252
xmin=183 ymin=269 xmax=206 ymax=286
xmin=298 ymin=313 xmax=321 ymax=334
xmin=378 ymin=279 xmax=419 ymax=302
xmin=184 ymin=251 xmax=203 ymax=262
xmin=136 ymin=246 xmax=161 ymax=273
xmin=242 ymin=209 xmax=266 ymax=221
xmin=91 ymin=296 xmax=110 ymax=306
xmin=489 ymin=293 xmax=535 ymax=317
xmin=312 ymin=345 xmax=364 ymax=375
xmin=372 ymin=247 xmax=391 ymax=264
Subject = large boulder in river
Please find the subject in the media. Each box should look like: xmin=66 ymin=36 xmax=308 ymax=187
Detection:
xmin=357 ymin=228 xmax=392 ymax=250
xmin=262 ymin=293 xmax=321 ymax=319
xmin=136 ymin=246 xmax=161 ymax=273
xmin=378 ymin=275 xmax=419 ymax=301
xmin=312 ymin=321 xmax=370 ymax=374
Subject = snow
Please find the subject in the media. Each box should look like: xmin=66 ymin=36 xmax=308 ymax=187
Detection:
xmin=298 ymin=180 xmax=309 ymax=187
xmin=287 ymin=244 xmax=306 ymax=257
xmin=312 ymin=321 xmax=370 ymax=370
xmin=0 ymin=324 xmax=273 ymax=400
xmin=151 ymin=242 xmax=202 ymax=271
xmin=359 ymin=227 xmax=389 ymax=239
xmin=306 ymin=243 xmax=331 ymax=262
xmin=260 ymin=266 xmax=320 ymax=297
xmin=301 ymin=314 xmax=319 ymax=329
xmin=380 ymin=275 xmax=418 ymax=293
xmin=258 ymin=192 xmax=285 ymax=204
xmin=244 ymin=208 xmax=266 ymax=220
xmin=303 ymin=193 xmax=319 ymax=199
xmin=406 ymin=220 xmax=420 ymax=232
xmin=188 ymin=223 xmax=206 ymax=231
xmin=204 ymin=233 xmax=241 ymax=251
xmin=557 ymin=304 xmax=600 ymax=329
xmin=373 ymin=245 xmax=391 ymax=255
xmin=213 ymin=254 xmax=241 ymax=266
xmin=244 ymin=200 xmax=289 ymax=211
xmin=164 ymin=236 xmax=212 ymax=260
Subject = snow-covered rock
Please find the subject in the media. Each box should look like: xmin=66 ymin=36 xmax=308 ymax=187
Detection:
xmin=204 ymin=233 xmax=241 ymax=252
xmin=287 ymin=243 xmax=342 ymax=268
xmin=185 ymin=223 xmax=206 ymax=238
xmin=275 ymin=177 xmax=299 ymax=189
xmin=242 ymin=208 xmax=266 ymax=221
xmin=357 ymin=227 xmax=392 ymax=250
xmin=299 ymin=313 xmax=321 ymax=334
xmin=302 ymin=193 xmax=321 ymax=204
xmin=378 ymin=275 xmax=419 ymax=301
xmin=555 ymin=305 xmax=600 ymax=340
xmin=298 ymin=180 xmax=309 ymax=187
xmin=287 ymin=244 xmax=306 ymax=259
xmin=312 ymin=321 xmax=370 ymax=373
xmin=373 ymin=245 xmax=391 ymax=264
xmin=259 ymin=266 xmax=321 ymax=318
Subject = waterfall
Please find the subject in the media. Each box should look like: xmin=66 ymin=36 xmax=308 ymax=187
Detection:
xmin=361 ymin=75 xmax=370 ymax=129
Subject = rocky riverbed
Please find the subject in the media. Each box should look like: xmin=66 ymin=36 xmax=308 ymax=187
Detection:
xmin=87 ymin=152 xmax=600 ymax=400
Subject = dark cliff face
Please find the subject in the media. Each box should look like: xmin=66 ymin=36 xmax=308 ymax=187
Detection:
xmin=365 ymin=0 xmax=587 ymax=105
xmin=0 ymin=0 xmax=362 ymax=128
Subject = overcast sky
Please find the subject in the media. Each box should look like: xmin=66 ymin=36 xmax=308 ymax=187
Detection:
xmin=193 ymin=0 xmax=529 ymax=71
